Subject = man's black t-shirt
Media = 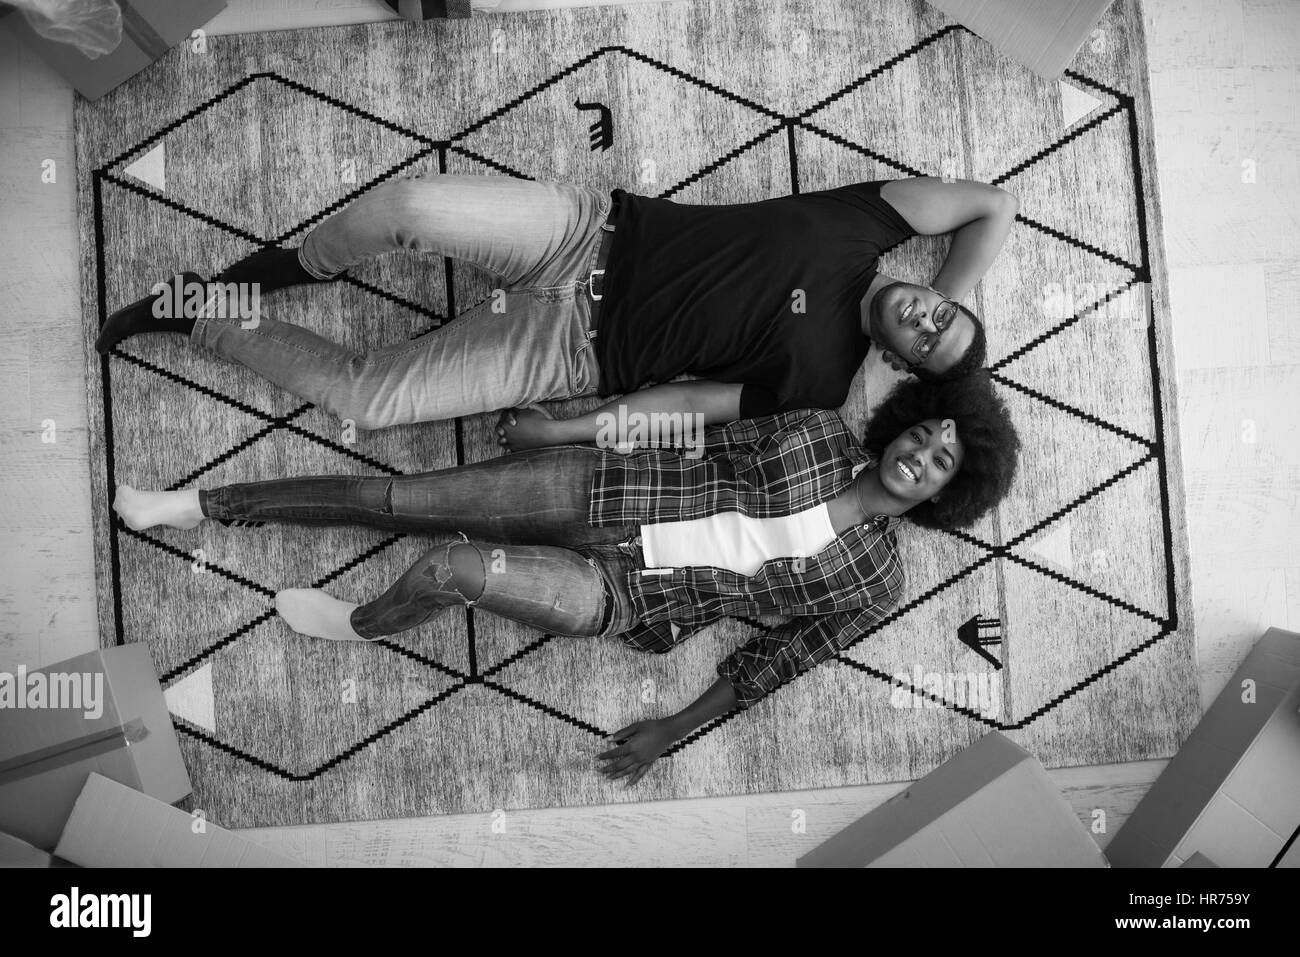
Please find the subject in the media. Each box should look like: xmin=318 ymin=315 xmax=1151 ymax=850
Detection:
xmin=595 ymin=181 xmax=916 ymax=416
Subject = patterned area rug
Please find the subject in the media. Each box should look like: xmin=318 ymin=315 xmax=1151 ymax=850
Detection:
xmin=75 ymin=0 xmax=1198 ymax=827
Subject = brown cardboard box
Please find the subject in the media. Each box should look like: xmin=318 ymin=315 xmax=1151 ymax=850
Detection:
xmin=1106 ymin=627 xmax=1300 ymax=868
xmin=926 ymin=0 xmax=1114 ymax=79
xmin=798 ymin=731 xmax=1106 ymax=867
xmin=55 ymin=773 xmax=299 ymax=867
xmin=0 ymin=0 xmax=227 ymax=101
xmin=0 ymin=643 xmax=191 ymax=851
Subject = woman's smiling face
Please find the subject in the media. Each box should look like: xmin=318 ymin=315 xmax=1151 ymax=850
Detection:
xmin=879 ymin=417 xmax=965 ymax=504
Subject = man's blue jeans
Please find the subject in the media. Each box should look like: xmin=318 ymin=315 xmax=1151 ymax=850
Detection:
xmin=199 ymin=446 xmax=645 ymax=640
xmin=191 ymin=175 xmax=611 ymax=427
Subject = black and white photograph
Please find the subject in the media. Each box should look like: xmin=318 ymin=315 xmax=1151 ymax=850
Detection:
xmin=0 ymin=0 xmax=1295 ymax=922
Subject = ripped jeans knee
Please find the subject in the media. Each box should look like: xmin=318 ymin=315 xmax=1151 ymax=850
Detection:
xmin=423 ymin=536 xmax=486 ymax=604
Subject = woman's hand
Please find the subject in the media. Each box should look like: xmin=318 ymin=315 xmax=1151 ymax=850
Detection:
xmin=494 ymin=407 xmax=556 ymax=452
xmin=596 ymin=718 xmax=680 ymax=787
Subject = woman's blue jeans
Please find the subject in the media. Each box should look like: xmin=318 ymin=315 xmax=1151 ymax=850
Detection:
xmin=199 ymin=446 xmax=644 ymax=640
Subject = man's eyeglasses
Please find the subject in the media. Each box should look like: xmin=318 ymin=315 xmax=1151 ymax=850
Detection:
xmin=910 ymin=292 xmax=961 ymax=364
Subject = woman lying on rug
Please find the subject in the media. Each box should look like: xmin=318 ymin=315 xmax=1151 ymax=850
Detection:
xmin=113 ymin=374 xmax=1018 ymax=787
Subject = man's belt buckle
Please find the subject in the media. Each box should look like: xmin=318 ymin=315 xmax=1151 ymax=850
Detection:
xmin=588 ymin=268 xmax=605 ymax=301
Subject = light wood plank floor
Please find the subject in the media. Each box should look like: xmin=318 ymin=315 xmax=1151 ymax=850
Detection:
xmin=1 ymin=0 xmax=1296 ymax=866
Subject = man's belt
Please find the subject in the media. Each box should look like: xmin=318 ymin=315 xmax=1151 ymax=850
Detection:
xmin=586 ymin=194 xmax=621 ymax=335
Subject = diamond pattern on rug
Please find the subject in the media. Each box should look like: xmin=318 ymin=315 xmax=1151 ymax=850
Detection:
xmin=75 ymin=0 xmax=1197 ymax=826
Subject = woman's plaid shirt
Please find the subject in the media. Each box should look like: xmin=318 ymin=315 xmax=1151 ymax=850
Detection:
xmin=589 ymin=409 xmax=905 ymax=710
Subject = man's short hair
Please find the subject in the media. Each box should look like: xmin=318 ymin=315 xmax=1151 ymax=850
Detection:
xmin=914 ymin=304 xmax=986 ymax=383
xmin=862 ymin=370 xmax=1019 ymax=530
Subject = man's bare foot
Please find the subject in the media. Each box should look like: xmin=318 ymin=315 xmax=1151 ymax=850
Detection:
xmin=494 ymin=406 xmax=556 ymax=452
xmin=275 ymin=588 xmax=375 ymax=642
xmin=113 ymin=485 xmax=203 ymax=530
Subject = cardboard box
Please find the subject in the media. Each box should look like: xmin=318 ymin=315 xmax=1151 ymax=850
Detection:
xmin=0 ymin=643 xmax=191 ymax=851
xmin=1278 ymin=839 xmax=1299 ymax=868
xmin=56 ymin=773 xmax=298 ymax=868
xmin=798 ymin=731 xmax=1106 ymax=867
xmin=926 ymin=0 xmax=1114 ymax=79
xmin=0 ymin=830 xmax=78 ymax=868
xmin=0 ymin=0 xmax=227 ymax=101
xmin=1106 ymin=627 xmax=1300 ymax=868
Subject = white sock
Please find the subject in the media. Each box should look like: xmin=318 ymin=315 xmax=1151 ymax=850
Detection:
xmin=113 ymin=485 xmax=201 ymax=530
xmin=275 ymin=588 xmax=370 ymax=642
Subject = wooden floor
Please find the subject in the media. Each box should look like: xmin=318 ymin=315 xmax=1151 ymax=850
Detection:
xmin=1 ymin=0 xmax=1296 ymax=866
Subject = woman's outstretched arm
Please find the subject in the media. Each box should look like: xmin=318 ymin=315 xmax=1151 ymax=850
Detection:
xmin=597 ymin=677 xmax=740 ymax=787
xmin=596 ymin=597 xmax=901 ymax=786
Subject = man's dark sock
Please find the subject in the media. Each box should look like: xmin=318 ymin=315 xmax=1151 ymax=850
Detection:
xmin=214 ymin=246 xmax=337 ymax=295
xmin=94 ymin=272 xmax=203 ymax=355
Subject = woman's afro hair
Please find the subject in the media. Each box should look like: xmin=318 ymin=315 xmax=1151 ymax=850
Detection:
xmin=861 ymin=371 xmax=1020 ymax=530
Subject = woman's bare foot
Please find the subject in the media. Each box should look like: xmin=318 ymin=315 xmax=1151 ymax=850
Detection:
xmin=113 ymin=485 xmax=204 ymax=530
xmin=275 ymin=588 xmax=374 ymax=642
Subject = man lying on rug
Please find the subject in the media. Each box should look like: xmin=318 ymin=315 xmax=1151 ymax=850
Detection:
xmin=95 ymin=174 xmax=1018 ymax=440
xmin=112 ymin=373 xmax=1019 ymax=786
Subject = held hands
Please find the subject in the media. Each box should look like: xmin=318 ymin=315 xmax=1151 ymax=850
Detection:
xmin=494 ymin=406 xmax=556 ymax=452
xmin=596 ymin=718 xmax=680 ymax=788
